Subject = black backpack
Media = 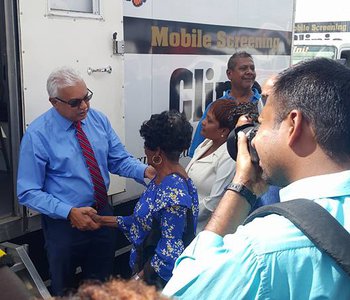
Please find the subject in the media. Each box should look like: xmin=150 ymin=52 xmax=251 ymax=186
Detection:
xmin=243 ymin=199 xmax=350 ymax=276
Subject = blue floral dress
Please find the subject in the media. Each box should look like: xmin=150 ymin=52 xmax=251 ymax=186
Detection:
xmin=116 ymin=174 xmax=199 ymax=281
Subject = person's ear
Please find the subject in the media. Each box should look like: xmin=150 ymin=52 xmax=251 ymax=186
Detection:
xmin=49 ymin=98 xmax=58 ymax=107
xmin=226 ymin=69 xmax=232 ymax=80
xmin=221 ymin=127 xmax=230 ymax=138
xmin=286 ymin=110 xmax=303 ymax=146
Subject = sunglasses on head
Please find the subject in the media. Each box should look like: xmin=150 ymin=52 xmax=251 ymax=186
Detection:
xmin=53 ymin=88 xmax=93 ymax=108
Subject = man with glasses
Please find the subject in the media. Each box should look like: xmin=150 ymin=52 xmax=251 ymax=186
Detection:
xmin=17 ymin=67 xmax=155 ymax=296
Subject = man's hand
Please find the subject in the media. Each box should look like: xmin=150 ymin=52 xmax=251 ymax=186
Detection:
xmin=205 ymin=128 xmax=268 ymax=236
xmin=234 ymin=131 xmax=267 ymax=196
xmin=68 ymin=207 xmax=101 ymax=231
xmin=144 ymin=165 xmax=156 ymax=180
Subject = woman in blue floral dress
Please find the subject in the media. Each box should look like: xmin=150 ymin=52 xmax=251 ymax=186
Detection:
xmin=91 ymin=111 xmax=198 ymax=289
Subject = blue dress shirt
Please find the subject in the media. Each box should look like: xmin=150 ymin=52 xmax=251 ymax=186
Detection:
xmin=163 ymin=171 xmax=350 ymax=299
xmin=253 ymin=185 xmax=281 ymax=210
xmin=17 ymin=108 xmax=146 ymax=219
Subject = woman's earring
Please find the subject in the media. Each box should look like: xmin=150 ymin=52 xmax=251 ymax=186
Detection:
xmin=152 ymin=155 xmax=163 ymax=165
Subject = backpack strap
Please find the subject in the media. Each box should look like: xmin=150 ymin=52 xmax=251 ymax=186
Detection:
xmin=243 ymin=199 xmax=350 ymax=276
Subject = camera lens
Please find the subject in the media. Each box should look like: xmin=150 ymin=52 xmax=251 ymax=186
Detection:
xmin=227 ymin=123 xmax=260 ymax=163
xmin=246 ymin=126 xmax=259 ymax=163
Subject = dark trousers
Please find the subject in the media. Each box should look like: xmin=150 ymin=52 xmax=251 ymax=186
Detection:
xmin=41 ymin=205 xmax=117 ymax=296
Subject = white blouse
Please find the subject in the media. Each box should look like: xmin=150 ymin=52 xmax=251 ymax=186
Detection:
xmin=186 ymin=139 xmax=236 ymax=233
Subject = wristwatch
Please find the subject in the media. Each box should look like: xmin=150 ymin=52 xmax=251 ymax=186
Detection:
xmin=226 ymin=182 xmax=257 ymax=207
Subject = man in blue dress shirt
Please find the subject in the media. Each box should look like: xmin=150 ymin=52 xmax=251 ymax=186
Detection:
xmin=163 ymin=58 xmax=350 ymax=299
xmin=17 ymin=67 xmax=155 ymax=296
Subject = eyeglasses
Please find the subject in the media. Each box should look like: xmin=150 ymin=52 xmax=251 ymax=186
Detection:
xmin=261 ymin=94 xmax=268 ymax=104
xmin=54 ymin=88 xmax=93 ymax=108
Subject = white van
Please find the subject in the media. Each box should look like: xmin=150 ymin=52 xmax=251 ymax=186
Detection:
xmin=0 ymin=0 xmax=295 ymax=242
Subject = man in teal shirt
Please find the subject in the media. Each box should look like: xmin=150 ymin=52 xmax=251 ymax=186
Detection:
xmin=163 ymin=58 xmax=350 ymax=299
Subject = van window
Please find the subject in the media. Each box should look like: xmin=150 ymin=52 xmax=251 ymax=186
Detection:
xmin=48 ymin=0 xmax=101 ymax=17
xmin=292 ymin=45 xmax=337 ymax=65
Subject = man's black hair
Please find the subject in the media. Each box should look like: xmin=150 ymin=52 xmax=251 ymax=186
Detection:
xmin=274 ymin=58 xmax=350 ymax=163
xmin=227 ymin=51 xmax=253 ymax=70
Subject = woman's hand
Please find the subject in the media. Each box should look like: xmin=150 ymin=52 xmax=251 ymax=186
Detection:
xmin=68 ymin=207 xmax=100 ymax=231
xmin=86 ymin=211 xmax=118 ymax=228
xmin=87 ymin=210 xmax=102 ymax=223
xmin=236 ymin=114 xmax=253 ymax=127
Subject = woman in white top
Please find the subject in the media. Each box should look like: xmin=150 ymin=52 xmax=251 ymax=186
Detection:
xmin=186 ymin=100 xmax=258 ymax=233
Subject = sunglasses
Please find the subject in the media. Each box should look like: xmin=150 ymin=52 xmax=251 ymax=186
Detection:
xmin=54 ymin=88 xmax=93 ymax=108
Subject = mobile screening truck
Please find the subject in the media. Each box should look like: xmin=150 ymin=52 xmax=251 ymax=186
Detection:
xmin=292 ymin=0 xmax=350 ymax=65
xmin=0 ymin=0 xmax=295 ymax=295
xmin=293 ymin=20 xmax=350 ymax=66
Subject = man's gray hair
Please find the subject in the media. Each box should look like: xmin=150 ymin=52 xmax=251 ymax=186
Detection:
xmin=46 ymin=67 xmax=84 ymax=98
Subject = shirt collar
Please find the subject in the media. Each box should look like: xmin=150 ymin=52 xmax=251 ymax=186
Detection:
xmin=51 ymin=107 xmax=87 ymax=131
xmin=196 ymin=139 xmax=227 ymax=159
xmin=279 ymin=170 xmax=350 ymax=202
xmin=222 ymin=88 xmax=260 ymax=103
xmin=251 ymin=88 xmax=261 ymax=102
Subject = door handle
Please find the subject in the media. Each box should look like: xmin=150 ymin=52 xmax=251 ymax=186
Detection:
xmin=87 ymin=66 xmax=112 ymax=75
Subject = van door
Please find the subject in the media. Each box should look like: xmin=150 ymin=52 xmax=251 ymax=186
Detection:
xmin=0 ymin=0 xmax=14 ymax=223
xmin=18 ymin=0 xmax=125 ymax=201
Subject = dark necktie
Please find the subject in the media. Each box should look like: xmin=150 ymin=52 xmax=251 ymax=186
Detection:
xmin=75 ymin=121 xmax=108 ymax=209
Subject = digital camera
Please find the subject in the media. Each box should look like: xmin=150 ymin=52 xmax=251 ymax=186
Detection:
xmin=226 ymin=123 xmax=260 ymax=163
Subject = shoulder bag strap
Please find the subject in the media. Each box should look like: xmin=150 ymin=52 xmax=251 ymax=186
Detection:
xmin=180 ymin=175 xmax=196 ymax=246
xmin=173 ymin=173 xmax=196 ymax=246
xmin=243 ymin=199 xmax=350 ymax=276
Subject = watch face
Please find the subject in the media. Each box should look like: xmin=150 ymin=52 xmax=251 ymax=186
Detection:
xmin=235 ymin=183 xmax=243 ymax=191
xmin=228 ymin=183 xmax=243 ymax=192
xmin=227 ymin=183 xmax=257 ymax=207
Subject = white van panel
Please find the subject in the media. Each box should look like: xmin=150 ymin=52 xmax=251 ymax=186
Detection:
xmin=18 ymin=0 xmax=125 ymax=196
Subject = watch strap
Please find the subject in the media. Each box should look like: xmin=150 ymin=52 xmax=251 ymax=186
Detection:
xmin=226 ymin=182 xmax=257 ymax=207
